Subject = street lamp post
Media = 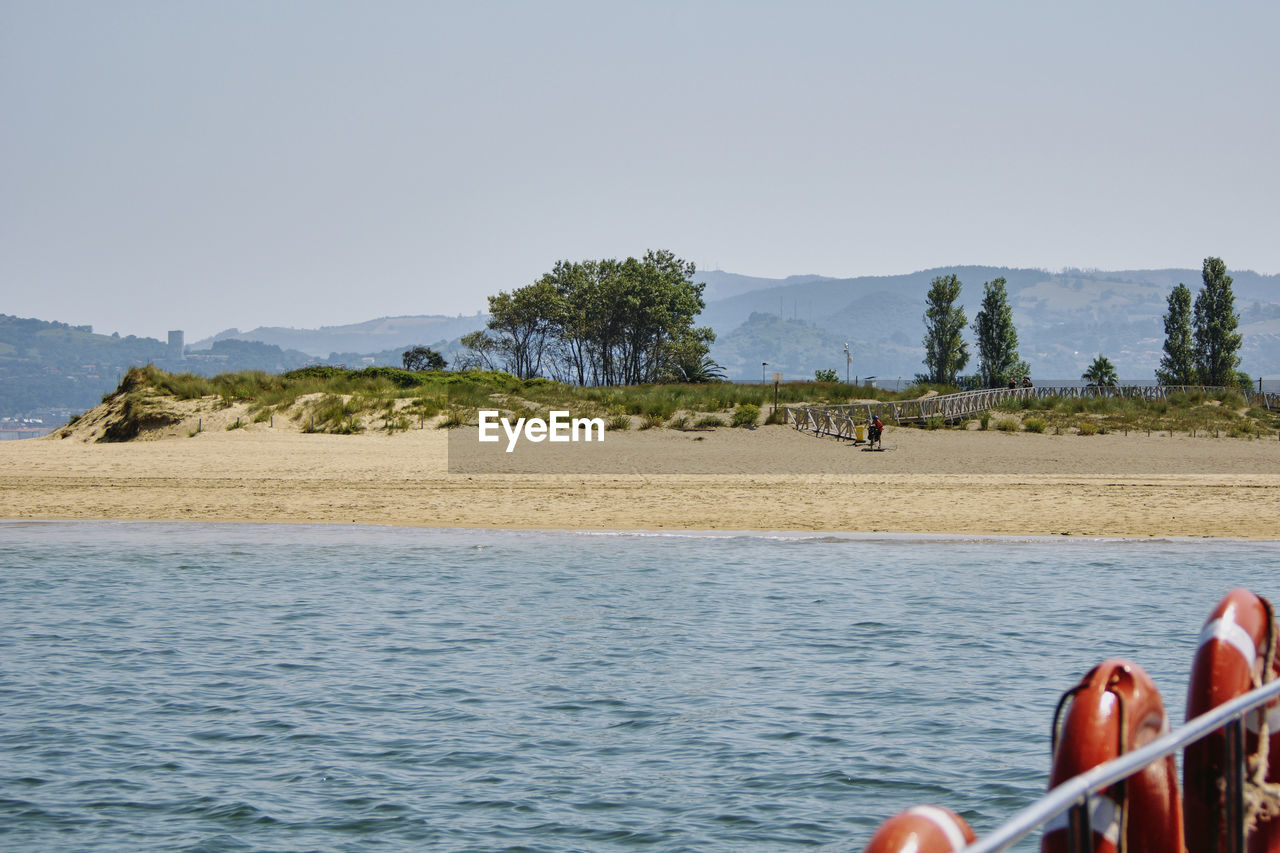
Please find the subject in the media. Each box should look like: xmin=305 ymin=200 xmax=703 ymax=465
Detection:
xmin=762 ymin=362 xmax=769 ymax=384
xmin=844 ymin=342 xmax=851 ymax=385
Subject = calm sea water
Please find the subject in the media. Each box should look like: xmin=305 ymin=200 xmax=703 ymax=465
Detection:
xmin=1 ymin=522 xmax=1275 ymax=852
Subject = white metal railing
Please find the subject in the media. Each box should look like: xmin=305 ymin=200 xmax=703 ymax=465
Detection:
xmin=787 ymin=384 xmax=1278 ymax=433
xmin=963 ymin=676 xmax=1280 ymax=853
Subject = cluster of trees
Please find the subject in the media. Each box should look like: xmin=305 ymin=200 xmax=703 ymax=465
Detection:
xmin=1156 ymin=257 xmax=1244 ymax=387
xmin=920 ymin=275 xmax=1028 ymax=387
xmin=1081 ymin=258 xmax=1243 ymax=389
xmin=920 ymin=257 xmax=1247 ymax=389
xmin=401 ymin=345 xmax=446 ymax=371
xmin=457 ymin=250 xmax=719 ymax=385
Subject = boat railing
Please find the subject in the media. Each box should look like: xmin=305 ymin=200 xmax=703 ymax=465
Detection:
xmin=964 ymin=675 xmax=1280 ymax=852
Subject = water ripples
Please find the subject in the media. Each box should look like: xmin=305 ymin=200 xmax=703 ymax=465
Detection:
xmin=1 ymin=522 xmax=1276 ymax=850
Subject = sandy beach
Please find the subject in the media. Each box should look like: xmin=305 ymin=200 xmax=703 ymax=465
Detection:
xmin=3 ymin=411 xmax=1278 ymax=539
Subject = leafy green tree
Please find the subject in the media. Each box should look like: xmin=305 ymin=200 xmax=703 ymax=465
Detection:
xmin=481 ymin=279 xmax=562 ymax=379
xmin=1155 ymin=283 xmax=1195 ymax=385
xmin=971 ymin=277 xmax=1029 ymax=388
xmin=401 ymin=345 xmax=446 ymax=372
xmin=658 ymin=326 xmax=720 ymax=383
xmin=464 ymin=250 xmax=710 ymax=385
xmin=921 ymin=274 xmax=969 ymax=385
xmin=1192 ymin=257 xmax=1243 ymax=386
xmin=610 ymin=250 xmax=709 ymax=385
xmin=457 ymin=330 xmax=501 ymax=372
xmin=814 ymin=368 xmax=839 ymax=382
xmin=1082 ymin=354 xmax=1118 ymax=387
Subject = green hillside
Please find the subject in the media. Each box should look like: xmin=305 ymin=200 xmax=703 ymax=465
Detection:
xmin=0 ymin=316 xmax=169 ymax=414
xmin=0 ymin=315 xmax=315 ymax=417
xmin=698 ymin=266 xmax=1280 ymax=380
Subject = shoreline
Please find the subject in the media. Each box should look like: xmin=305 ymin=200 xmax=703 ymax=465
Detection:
xmin=3 ymin=516 xmax=1273 ymax=546
xmin=3 ymin=422 xmax=1278 ymax=539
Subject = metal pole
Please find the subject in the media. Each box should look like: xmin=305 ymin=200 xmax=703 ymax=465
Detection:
xmin=1225 ymin=718 xmax=1245 ymax=853
xmin=1066 ymin=797 xmax=1092 ymax=853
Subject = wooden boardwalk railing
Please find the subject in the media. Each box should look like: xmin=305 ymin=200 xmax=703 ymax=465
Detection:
xmin=785 ymin=385 xmax=1280 ymax=439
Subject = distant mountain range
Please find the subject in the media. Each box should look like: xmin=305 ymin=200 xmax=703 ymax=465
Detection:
xmin=190 ymin=313 xmax=488 ymax=360
xmin=0 ymin=311 xmax=494 ymax=418
xmin=191 ymin=266 xmax=1280 ymax=381
xmin=697 ymin=266 xmax=1280 ymax=381
xmin=4 ymin=265 xmax=1278 ymax=418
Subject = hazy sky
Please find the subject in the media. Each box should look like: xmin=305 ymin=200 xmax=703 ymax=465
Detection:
xmin=4 ymin=1 xmax=1277 ymax=341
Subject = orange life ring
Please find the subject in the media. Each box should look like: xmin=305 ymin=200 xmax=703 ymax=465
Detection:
xmin=1184 ymin=588 xmax=1280 ymax=853
xmin=863 ymin=805 xmax=976 ymax=852
xmin=1041 ymin=658 xmax=1183 ymax=853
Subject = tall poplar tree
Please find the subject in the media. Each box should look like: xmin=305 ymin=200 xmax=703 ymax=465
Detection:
xmin=921 ymin=274 xmax=968 ymax=385
xmin=1192 ymin=257 xmax=1242 ymax=386
xmin=972 ymin=277 xmax=1029 ymax=388
xmin=1155 ymin=283 xmax=1195 ymax=385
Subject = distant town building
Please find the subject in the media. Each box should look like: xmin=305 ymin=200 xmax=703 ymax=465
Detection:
xmin=167 ymin=330 xmax=185 ymax=360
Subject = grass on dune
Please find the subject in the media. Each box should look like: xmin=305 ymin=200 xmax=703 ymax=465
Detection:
xmin=941 ymin=389 xmax=1275 ymax=437
xmin=96 ymin=365 xmax=1277 ymax=438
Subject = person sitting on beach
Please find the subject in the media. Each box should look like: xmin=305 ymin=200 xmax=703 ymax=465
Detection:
xmin=869 ymin=414 xmax=884 ymax=448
